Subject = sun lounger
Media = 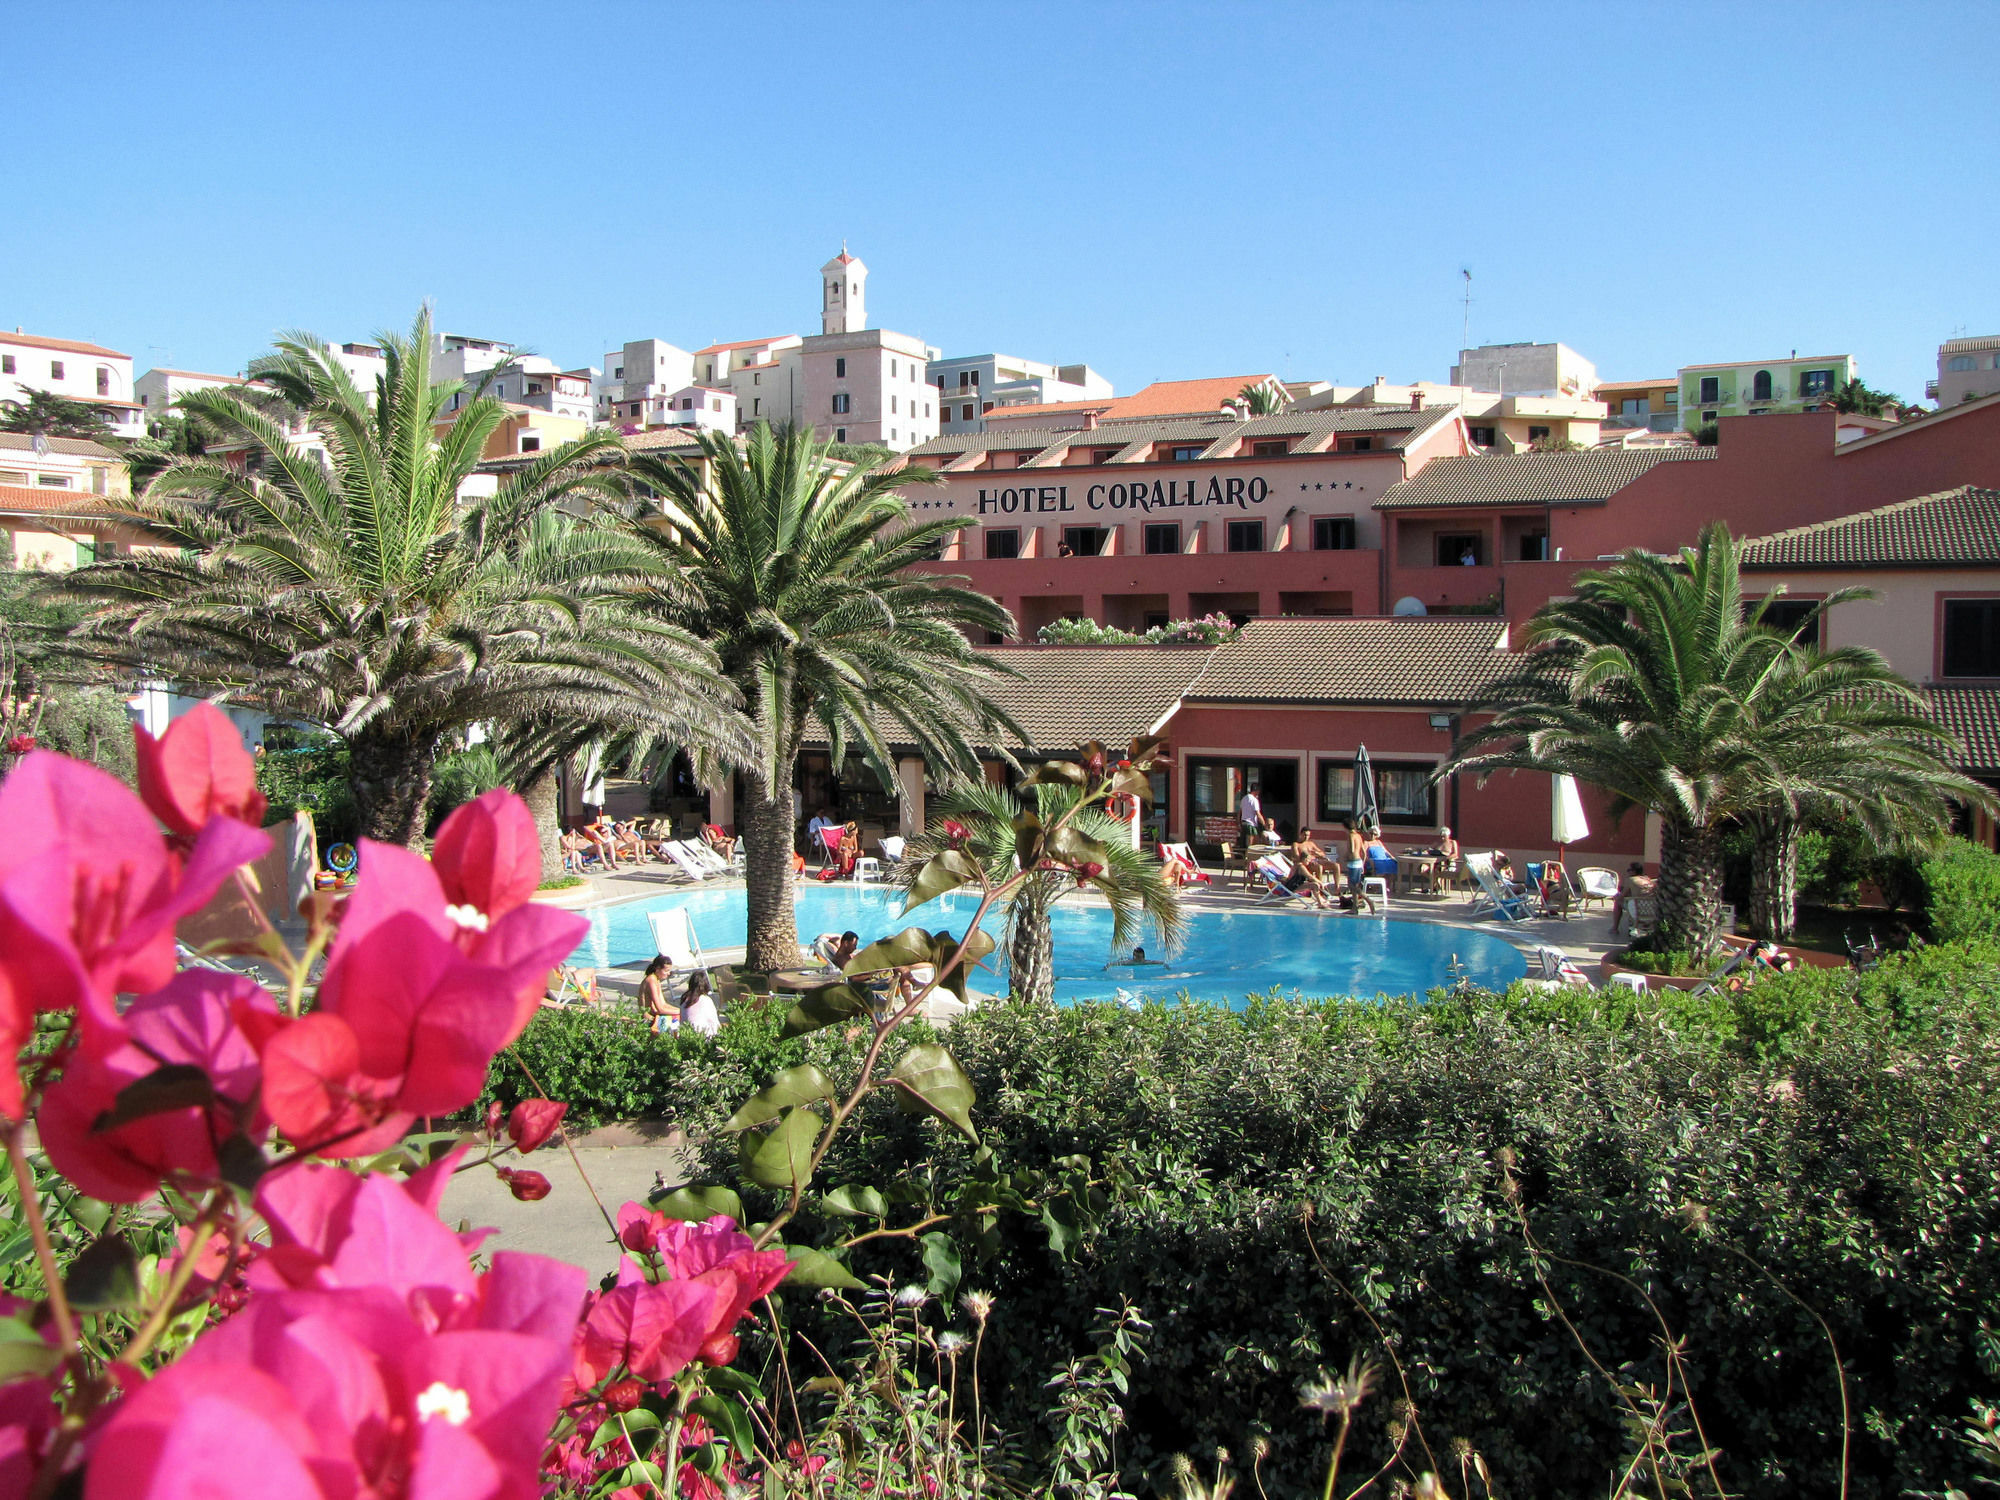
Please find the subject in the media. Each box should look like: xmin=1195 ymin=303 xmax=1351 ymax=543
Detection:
xmin=878 ymin=836 xmax=907 ymax=866
xmin=1465 ymin=852 xmax=1532 ymax=922
xmin=648 ymin=908 xmax=709 ymax=978
xmin=1158 ymin=842 xmax=1213 ymax=886
xmin=1253 ymin=853 xmax=1319 ymax=906
xmin=684 ymin=840 xmax=735 ymax=878
xmin=660 ymin=841 xmax=714 ymax=881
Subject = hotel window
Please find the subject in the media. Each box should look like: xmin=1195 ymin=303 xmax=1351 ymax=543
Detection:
xmin=1752 ymin=370 xmax=1774 ymax=401
xmin=1251 ymin=440 xmax=1288 ymax=456
xmin=50 ymin=361 xmax=64 ymax=380
xmin=1518 ymin=530 xmax=1549 ymax=561
xmin=0 ymin=356 xmax=12 ymax=374
xmin=961 ymin=404 xmax=974 ymax=421
xmin=1312 ymin=516 xmax=1356 ymax=550
xmin=983 ymin=402 xmax=994 ymax=414
xmin=520 ymin=436 xmax=541 ymax=452
xmin=1798 ymin=368 xmax=1835 ymax=398
xmin=37 ymin=475 xmax=70 ymax=487
xmin=890 ymin=395 xmax=898 ymax=414
xmin=1436 ymin=532 xmax=1483 ymax=566
xmin=971 ymin=371 xmax=980 ymax=386
xmin=753 ymin=398 xmax=761 ymax=415
xmin=831 ymin=393 xmax=851 ymax=414
xmin=1094 ymin=448 xmax=1121 ymax=464
xmin=958 ymin=371 xmax=970 ymax=388
xmin=1062 ymin=525 xmax=1109 ymax=557
xmin=1942 ymin=600 xmax=2000 ymax=677
xmin=890 ymin=360 xmax=897 ymax=377
xmin=96 ymin=368 xmax=111 ymax=396
xmin=835 ymin=427 xmax=847 ymax=442
xmin=1144 ymin=522 xmax=1181 ymax=554
xmin=614 ymin=366 xmax=624 ymax=378
xmin=924 ymin=403 xmax=931 ymax=417
xmin=1527 ymin=425 xmax=1550 ymax=441
xmin=1750 ymin=596 xmax=1820 ymax=647
xmin=1226 ymin=520 xmax=1265 ymax=553
xmin=984 ymin=527 xmax=1020 ymax=560
xmin=1468 ymin=425 xmax=1496 ymax=446
xmin=528 ymin=382 xmax=542 ymax=394
xmin=1699 ymin=376 xmax=1721 ymax=403
xmin=1318 ymin=759 xmax=1434 ymax=827
xmin=1170 ymin=445 xmax=1205 ymax=462
xmin=835 ymin=358 xmax=847 ymax=377
xmin=1621 ymin=397 xmax=1646 ymax=415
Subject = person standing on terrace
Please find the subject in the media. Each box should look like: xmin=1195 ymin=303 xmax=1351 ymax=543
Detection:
xmin=1238 ymin=786 xmax=1264 ymax=853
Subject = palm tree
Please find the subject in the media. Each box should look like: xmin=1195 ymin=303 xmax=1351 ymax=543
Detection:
xmin=910 ymin=777 xmax=1184 ymax=1005
xmin=1238 ymin=381 xmax=1288 ymax=416
xmin=57 ymin=307 xmax=741 ymax=845
xmin=620 ymin=423 xmax=1020 ymax=972
xmin=1448 ymin=526 xmax=1801 ymax=959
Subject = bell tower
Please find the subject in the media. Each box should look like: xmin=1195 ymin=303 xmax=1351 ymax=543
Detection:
xmin=820 ymin=246 xmax=866 ymax=335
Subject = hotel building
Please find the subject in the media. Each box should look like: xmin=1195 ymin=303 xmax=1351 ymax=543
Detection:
xmin=0 ymin=330 xmax=143 ymax=442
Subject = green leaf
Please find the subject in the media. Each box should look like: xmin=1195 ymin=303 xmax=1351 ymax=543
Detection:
xmin=780 ymin=983 xmax=871 ymax=1038
xmin=615 ymin=1461 xmax=665 ymax=1489
xmin=920 ymin=1231 xmax=962 ymax=1298
xmin=724 ymin=1065 xmax=837 ymax=1133
xmin=704 ymin=1364 xmax=765 ymax=1402
xmin=929 ymin=928 xmax=996 ymax=1001
xmin=65 ymin=1232 xmax=140 ymax=1311
xmin=691 ymin=1393 xmax=755 ymax=1456
xmin=890 ymin=1044 xmax=978 ymax=1141
xmin=217 ymin=1134 xmax=270 ymax=1195
xmin=905 ymin=849 xmax=983 ymax=912
xmin=781 ymin=1245 xmax=865 ymax=1290
xmin=739 ymin=1107 xmax=822 ymax=1192
xmin=649 ymin=1184 xmax=745 ymax=1223
xmin=846 ymin=927 xmax=939 ymax=975
xmin=819 ymin=1184 xmax=890 ymax=1219
xmin=1044 ymin=825 xmax=1111 ymax=870
xmin=91 ymin=1064 xmax=213 ymax=1133
xmin=1108 ymin=768 xmax=1154 ymax=801
xmin=1021 ymin=761 xmax=1088 ymax=787
xmin=0 ymin=1319 xmax=58 ymax=1381
xmin=0 ymin=1228 xmax=35 ymax=1268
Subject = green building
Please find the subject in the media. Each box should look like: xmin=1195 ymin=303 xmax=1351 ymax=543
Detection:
xmin=1676 ymin=354 xmax=1856 ymax=430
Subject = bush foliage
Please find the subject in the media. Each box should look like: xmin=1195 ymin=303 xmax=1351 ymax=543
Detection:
xmin=1920 ymin=837 xmax=2000 ymax=943
xmin=484 ymin=946 xmax=2000 ymax=1498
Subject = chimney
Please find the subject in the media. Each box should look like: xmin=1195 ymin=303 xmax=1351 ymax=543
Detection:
xmin=1410 ymin=391 xmax=1424 ymax=411
xmin=1082 ymin=408 xmax=1098 ymax=430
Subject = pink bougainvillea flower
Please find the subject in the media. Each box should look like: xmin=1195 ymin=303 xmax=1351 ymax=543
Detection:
xmin=430 ymin=788 xmax=542 ymax=929
xmin=0 ymin=1378 xmax=57 ymax=1500
xmin=610 ymin=1208 xmax=792 ymax=1368
xmin=92 ymin=1254 xmax=584 ymax=1500
xmin=496 ymin=1169 xmax=552 ymax=1203
xmin=133 ymin=701 xmax=268 ymax=837
xmin=262 ymin=898 xmax=578 ymax=1156
xmin=506 ymin=1098 xmax=566 ymax=1154
xmin=575 ymin=1276 xmax=724 ymax=1388
xmin=40 ymin=970 xmax=278 ymax=1203
xmin=0 ymin=753 xmax=268 ymax=1092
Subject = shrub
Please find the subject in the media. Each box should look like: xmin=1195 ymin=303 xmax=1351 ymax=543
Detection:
xmin=1920 ymin=837 xmax=2000 ymax=942
xmin=255 ymin=726 xmax=358 ymax=843
xmin=426 ymin=743 xmax=502 ymax=829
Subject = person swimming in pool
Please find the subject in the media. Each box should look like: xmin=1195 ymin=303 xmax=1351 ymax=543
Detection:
xmin=1105 ymin=945 xmax=1167 ymax=969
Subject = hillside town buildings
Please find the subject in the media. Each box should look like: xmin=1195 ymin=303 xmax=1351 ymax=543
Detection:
xmin=1677 ymin=353 xmax=1857 ymax=428
xmin=0 ymin=330 xmax=142 ymax=441
xmin=929 ymin=353 xmax=1113 ymax=434
xmin=1933 ymin=335 xmax=2000 ymax=408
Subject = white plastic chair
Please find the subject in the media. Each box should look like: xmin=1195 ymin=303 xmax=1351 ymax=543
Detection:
xmin=647 ymin=907 xmax=708 ymax=976
xmin=852 ymin=856 xmax=882 ymax=882
xmin=1575 ymin=866 xmax=1620 ymax=910
xmin=878 ymin=836 xmax=907 ymax=866
xmin=1361 ymin=875 xmax=1391 ymax=907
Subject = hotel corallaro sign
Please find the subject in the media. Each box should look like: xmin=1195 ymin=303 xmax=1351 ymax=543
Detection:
xmin=975 ymin=473 xmax=1275 ymax=515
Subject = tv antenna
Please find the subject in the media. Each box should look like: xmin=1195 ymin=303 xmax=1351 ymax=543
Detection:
xmin=1460 ymin=268 xmax=1472 ymax=352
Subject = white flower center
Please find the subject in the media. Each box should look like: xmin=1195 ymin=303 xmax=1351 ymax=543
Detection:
xmin=444 ymin=903 xmax=490 ymax=934
xmin=416 ymin=1381 xmax=471 ymax=1426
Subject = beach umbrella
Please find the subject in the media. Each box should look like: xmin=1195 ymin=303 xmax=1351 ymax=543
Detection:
xmin=1351 ymin=745 xmax=1379 ymax=834
xmin=1551 ymin=774 xmax=1589 ymax=860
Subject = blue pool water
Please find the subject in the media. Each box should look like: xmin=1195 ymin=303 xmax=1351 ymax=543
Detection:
xmin=568 ymin=884 xmax=1524 ymax=1006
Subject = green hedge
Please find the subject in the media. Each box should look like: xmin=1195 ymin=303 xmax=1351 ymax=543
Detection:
xmin=481 ymin=949 xmax=2000 ymax=1498
xmin=1920 ymin=838 xmax=2000 ymax=943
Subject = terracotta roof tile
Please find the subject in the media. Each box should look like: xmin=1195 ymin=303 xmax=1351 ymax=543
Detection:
xmin=691 ymin=336 xmax=795 ymax=356
xmin=1375 ymin=448 xmax=1714 ymax=510
xmin=0 ymin=432 xmax=119 ymax=458
xmin=1102 ymin=376 xmax=1281 ymax=419
xmin=910 ymin=407 xmax=1444 ymax=463
xmin=0 ymin=332 xmax=129 ymax=359
xmin=1738 ymin=486 xmax=2000 ymax=569
xmin=0 ymin=483 xmax=114 ymax=516
xmin=973 ymin=646 xmax=1213 ymax=747
xmin=1185 ymin=617 xmax=1512 ymax=705
xmin=1926 ymin=686 xmax=2000 ymax=773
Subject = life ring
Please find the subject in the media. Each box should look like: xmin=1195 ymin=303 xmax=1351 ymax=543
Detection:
xmin=326 ymin=842 xmax=358 ymax=873
xmin=1105 ymin=793 xmax=1142 ymax=824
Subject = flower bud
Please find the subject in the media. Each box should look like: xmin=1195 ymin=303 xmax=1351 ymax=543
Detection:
xmin=604 ymin=1378 xmax=645 ymax=1413
xmin=497 ymin=1168 xmax=552 ymax=1202
xmin=507 ymin=1098 xmax=568 ymax=1153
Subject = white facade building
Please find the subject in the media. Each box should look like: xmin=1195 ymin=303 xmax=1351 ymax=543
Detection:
xmin=1934 ymin=336 xmax=2000 ymax=408
xmin=1449 ymin=341 xmax=1598 ymax=400
xmin=794 ymin=252 xmax=938 ymax=451
xmin=0 ymin=331 xmax=142 ymax=441
xmin=596 ymin=338 xmax=697 ymax=424
xmin=654 ymin=385 xmax=737 ymax=432
xmin=928 ymin=353 xmax=1113 ymax=435
xmin=135 ymin=368 xmax=248 ymax=421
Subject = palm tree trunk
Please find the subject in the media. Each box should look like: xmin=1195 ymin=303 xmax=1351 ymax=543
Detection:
xmin=1654 ymin=819 xmax=1724 ymax=960
xmin=1007 ymin=878 xmax=1056 ymax=1005
xmin=348 ymin=726 xmax=439 ymax=848
xmin=1747 ymin=812 xmax=1799 ymax=943
xmin=523 ymin=768 xmax=564 ymax=883
xmin=741 ymin=767 xmax=800 ymax=973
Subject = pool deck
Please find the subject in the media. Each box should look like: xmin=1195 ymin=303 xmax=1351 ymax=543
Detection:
xmin=548 ymin=858 xmax=1626 ymax=1013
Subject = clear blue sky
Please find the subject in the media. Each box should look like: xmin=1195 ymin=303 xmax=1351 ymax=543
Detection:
xmin=7 ymin=4 xmax=1995 ymax=402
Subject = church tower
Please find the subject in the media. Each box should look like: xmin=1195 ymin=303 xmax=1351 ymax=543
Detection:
xmin=820 ymin=246 xmax=866 ymax=335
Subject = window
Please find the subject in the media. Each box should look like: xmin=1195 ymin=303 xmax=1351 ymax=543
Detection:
xmin=493 ymin=384 xmax=506 ymax=399
xmin=958 ymin=371 xmax=971 ymax=388
xmin=982 ymin=402 xmax=993 ymax=414
xmin=1620 ymin=397 xmax=1647 ymax=415
xmin=1468 ymin=425 xmax=1496 ymax=446
xmin=1799 ymin=368 xmax=1835 ymax=398
xmin=1943 ymin=600 xmax=2000 ymax=676
xmin=1699 ymin=376 xmax=1720 ymax=403
xmin=831 ymin=393 xmax=851 ymax=414
xmin=753 ymin=372 xmax=762 ymax=385
xmin=936 ymin=375 xmax=947 ymax=391
xmin=1170 ymin=445 xmax=1205 ymax=462
xmin=36 ymin=474 xmax=70 ymax=487
xmin=984 ymin=527 xmax=1020 ymax=560
xmin=1752 ymin=370 xmax=1774 ymax=401
xmin=1526 ymin=425 xmax=1550 ymax=441
xmin=96 ymin=368 xmax=110 ymax=396
xmin=711 ymin=399 xmax=722 ymax=412
xmin=1251 ymin=440 xmax=1288 ymax=456
xmin=890 ymin=429 xmax=897 ymax=442
xmin=1062 ymin=525 xmax=1109 ymax=556
xmin=835 ymin=358 xmax=846 ymax=378
xmin=630 ymin=404 xmax=642 ymax=417
xmin=971 ymin=371 xmax=980 ymax=387
xmin=835 ymin=427 xmax=847 ymax=442
xmin=890 ymin=395 xmax=898 ymax=414
xmin=1436 ymin=532 xmax=1483 ymax=566
xmin=613 ymin=366 xmax=624 ymax=378
xmin=1312 ymin=516 xmax=1356 ymax=550
xmin=1518 ymin=530 xmax=1549 ymax=561
xmin=1318 ymin=760 xmax=1434 ymax=826
xmin=527 ymin=382 xmax=542 ymax=394
xmin=924 ymin=403 xmax=931 ymax=417
xmin=1143 ymin=522 xmax=1181 ymax=554
xmin=682 ymin=397 xmax=694 ymax=410
xmin=960 ymin=404 xmax=974 ymax=421
xmin=1992 ymin=355 xmax=2000 ymax=370
xmin=1751 ymin=596 xmax=1820 ymax=646
xmin=50 ymin=361 xmax=64 ymax=381
xmin=753 ymin=398 xmax=761 ymax=415
xmin=520 ymin=436 xmax=541 ymax=452
xmin=0 ymin=356 xmax=12 ymax=374
xmin=1226 ymin=520 xmax=1265 ymax=553
xmin=890 ymin=360 xmax=898 ymax=377
xmin=1701 ymin=410 xmax=1717 ymax=423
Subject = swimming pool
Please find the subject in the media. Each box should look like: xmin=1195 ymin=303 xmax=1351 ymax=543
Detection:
xmin=567 ymin=883 xmax=1525 ymax=1006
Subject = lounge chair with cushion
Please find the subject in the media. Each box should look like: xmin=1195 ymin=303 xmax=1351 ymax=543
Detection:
xmin=1158 ymin=842 xmax=1213 ymax=887
xmin=660 ymin=841 xmax=713 ymax=881
xmin=1253 ymin=853 xmax=1319 ymax=906
xmin=1465 ymin=852 xmax=1532 ymax=922
xmin=647 ymin=907 xmax=709 ymax=980
xmin=1574 ymin=866 xmax=1620 ymax=910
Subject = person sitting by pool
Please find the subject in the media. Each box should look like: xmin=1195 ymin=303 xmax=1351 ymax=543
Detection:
xmin=806 ymin=807 xmax=836 ymax=857
xmin=812 ymin=930 xmax=860 ymax=970
xmin=1291 ymin=830 xmax=1333 ymax=879
xmin=702 ymin=823 xmax=737 ymax=863
xmin=680 ymin=970 xmax=721 ymax=1037
xmin=816 ymin=823 xmax=863 ymax=881
xmin=1364 ymin=830 xmax=1397 ymax=877
xmin=1105 ymin=945 xmax=1166 ymax=968
xmin=1255 ymin=851 xmax=1330 ymax=908
xmin=639 ymin=955 xmax=680 ymax=1033
xmin=1610 ymin=861 xmax=1653 ymax=933
xmin=578 ymin=817 xmax=621 ymax=870
xmin=560 ymin=828 xmax=594 ymax=874
xmin=1492 ymin=851 xmax=1525 ymax=896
